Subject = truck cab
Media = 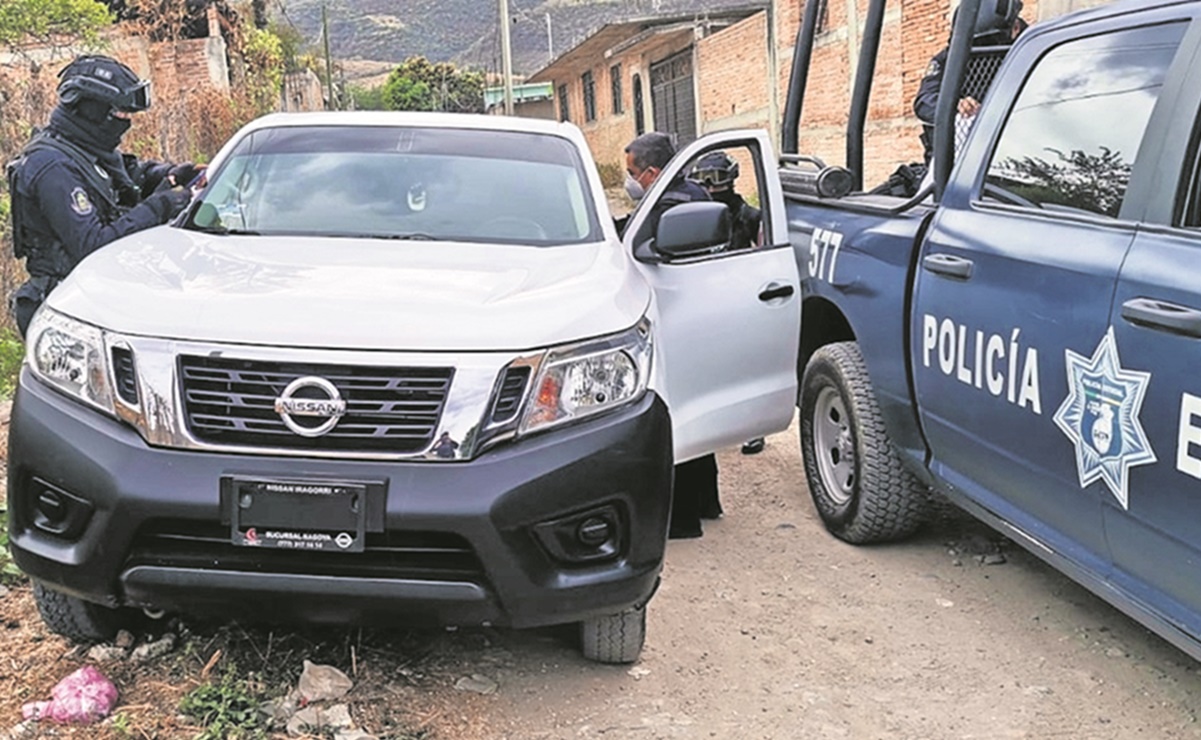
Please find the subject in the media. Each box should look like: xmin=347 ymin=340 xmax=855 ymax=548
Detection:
xmin=785 ymin=0 xmax=1201 ymax=661
xmin=7 ymin=112 xmax=800 ymax=663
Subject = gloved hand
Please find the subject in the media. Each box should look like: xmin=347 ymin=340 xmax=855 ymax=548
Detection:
xmin=144 ymin=187 xmax=193 ymax=222
xmin=166 ymin=163 xmax=206 ymax=189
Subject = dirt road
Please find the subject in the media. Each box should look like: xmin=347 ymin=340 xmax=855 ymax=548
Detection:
xmin=6 ymin=419 xmax=1201 ymax=739
xmin=432 ymin=422 xmax=1201 ymax=739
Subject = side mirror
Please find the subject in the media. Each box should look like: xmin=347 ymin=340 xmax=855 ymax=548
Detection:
xmin=655 ymin=201 xmax=731 ymax=258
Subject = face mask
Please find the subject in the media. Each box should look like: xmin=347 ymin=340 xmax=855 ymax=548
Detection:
xmin=624 ymin=173 xmax=645 ymax=202
xmin=709 ymin=188 xmax=737 ymax=207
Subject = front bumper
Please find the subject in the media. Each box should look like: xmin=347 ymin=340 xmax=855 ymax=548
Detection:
xmin=8 ymin=369 xmax=673 ymax=629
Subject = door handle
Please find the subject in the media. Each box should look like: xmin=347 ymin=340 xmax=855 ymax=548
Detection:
xmin=1121 ymin=297 xmax=1201 ymax=338
xmin=922 ymin=253 xmax=974 ymax=279
xmin=758 ymin=283 xmax=795 ymax=302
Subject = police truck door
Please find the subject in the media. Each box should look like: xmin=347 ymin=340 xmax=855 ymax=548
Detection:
xmin=911 ymin=17 xmax=1188 ymax=570
xmin=1103 ymin=12 xmax=1201 ymax=645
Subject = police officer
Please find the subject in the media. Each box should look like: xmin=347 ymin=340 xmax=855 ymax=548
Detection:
xmin=620 ymin=131 xmax=723 ymax=538
xmin=691 ymin=151 xmax=761 ymax=252
xmin=690 ymin=150 xmax=767 ymax=455
xmin=913 ymin=2 xmax=1027 ymax=163
xmin=7 ymin=55 xmax=201 ymax=336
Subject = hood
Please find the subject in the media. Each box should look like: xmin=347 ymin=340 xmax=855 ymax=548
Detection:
xmin=49 ymin=226 xmax=650 ymax=352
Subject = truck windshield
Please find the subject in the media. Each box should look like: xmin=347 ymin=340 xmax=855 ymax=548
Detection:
xmin=183 ymin=125 xmax=602 ymax=245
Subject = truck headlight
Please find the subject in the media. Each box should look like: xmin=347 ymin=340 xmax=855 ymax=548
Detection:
xmin=26 ymin=309 xmax=114 ymax=414
xmin=521 ymin=320 xmax=652 ymax=434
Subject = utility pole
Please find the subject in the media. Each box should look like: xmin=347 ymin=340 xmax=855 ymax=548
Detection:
xmin=322 ymin=5 xmax=335 ymax=110
xmin=498 ymin=0 xmax=515 ymax=115
xmin=545 ymin=12 xmax=554 ymax=63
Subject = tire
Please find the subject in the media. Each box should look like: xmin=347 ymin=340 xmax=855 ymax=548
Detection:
xmin=580 ymin=605 xmax=646 ymax=664
xmin=800 ymin=341 xmax=929 ymax=543
xmin=33 ymin=582 xmax=135 ymax=643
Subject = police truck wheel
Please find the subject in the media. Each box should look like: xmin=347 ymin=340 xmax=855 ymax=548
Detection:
xmin=579 ymin=605 xmax=646 ymax=664
xmin=800 ymin=341 xmax=929 ymax=543
xmin=33 ymin=582 xmax=136 ymax=643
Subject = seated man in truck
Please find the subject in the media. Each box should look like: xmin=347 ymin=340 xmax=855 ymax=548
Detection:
xmin=913 ymin=4 xmax=1028 ymax=163
xmin=621 ymin=131 xmax=722 ymax=538
xmin=691 ymin=150 xmax=761 ymax=252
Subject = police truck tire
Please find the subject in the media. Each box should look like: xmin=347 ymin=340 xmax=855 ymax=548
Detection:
xmin=33 ymin=582 xmax=133 ymax=643
xmin=800 ymin=341 xmax=929 ymax=543
xmin=580 ymin=605 xmax=646 ymax=664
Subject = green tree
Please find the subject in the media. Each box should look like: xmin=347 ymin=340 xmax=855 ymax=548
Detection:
xmin=0 ymin=0 xmax=113 ymax=47
xmin=240 ymin=22 xmax=285 ymax=114
xmin=348 ymin=84 xmax=386 ymax=111
xmin=383 ymin=75 xmax=435 ymax=111
xmin=380 ymin=56 xmax=485 ymax=114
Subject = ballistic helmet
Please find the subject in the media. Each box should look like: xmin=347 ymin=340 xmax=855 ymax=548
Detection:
xmin=953 ymin=0 xmax=1024 ymax=43
xmin=57 ymin=55 xmax=151 ymax=113
xmin=692 ymin=151 xmax=740 ymax=189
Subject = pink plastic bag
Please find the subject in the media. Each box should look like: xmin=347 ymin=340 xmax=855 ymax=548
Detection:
xmin=21 ymin=665 xmax=118 ymax=724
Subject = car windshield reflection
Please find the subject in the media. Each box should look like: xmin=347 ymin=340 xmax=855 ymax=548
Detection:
xmin=184 ymin=125 xmax=602 ymax=246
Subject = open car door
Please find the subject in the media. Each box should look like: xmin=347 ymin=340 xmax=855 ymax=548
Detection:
xmin=624 ymin=130 xmax=800 ymax=462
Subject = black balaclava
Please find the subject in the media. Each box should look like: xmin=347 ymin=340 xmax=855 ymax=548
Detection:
xmin=46 ymin=100 xmax=138 ymax=203
xmin=708 ymin=187 xmax=740 ymax=209
xmin=49 ymin=98 xmax=132 ymax=154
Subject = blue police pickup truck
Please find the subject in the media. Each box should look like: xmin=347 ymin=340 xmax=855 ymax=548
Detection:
xmin=784 ymin=0 xmax=1201 ymax=662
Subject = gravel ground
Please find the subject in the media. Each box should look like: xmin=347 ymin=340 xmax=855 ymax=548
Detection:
xmin=5 ymin=414 xmax=1201 ymax=739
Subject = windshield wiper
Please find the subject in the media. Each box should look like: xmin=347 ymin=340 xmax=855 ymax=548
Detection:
xmin=186 ymin=224 xmax=261 ymax=236
xmin=368 ymin=232 xmax=438 ymax=241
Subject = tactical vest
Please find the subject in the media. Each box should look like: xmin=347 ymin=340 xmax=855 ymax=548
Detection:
xmin=6 ymin=132 xmax=126 ymax=278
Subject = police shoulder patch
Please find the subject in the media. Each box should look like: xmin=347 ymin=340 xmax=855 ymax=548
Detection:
xmin=69 ymin=187 xmax=94 ymax=216
xmin=924 ymin=59 xmax=942 ymax=78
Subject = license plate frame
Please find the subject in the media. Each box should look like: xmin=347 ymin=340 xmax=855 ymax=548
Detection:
xmin=227 ymin=477 xmax=367 ymax=553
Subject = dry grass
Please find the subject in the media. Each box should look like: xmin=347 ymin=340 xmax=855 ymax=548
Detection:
xmin=0 ymin=585 xmax=498 ymax=739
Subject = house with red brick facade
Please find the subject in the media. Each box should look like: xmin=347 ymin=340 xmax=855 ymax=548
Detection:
xmin=530 ymin=0 xmax=1112 ymax=184
xmin=526 ymin=4 xmax=777 ymax=179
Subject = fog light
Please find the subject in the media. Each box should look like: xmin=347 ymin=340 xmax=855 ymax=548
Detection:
xmin=577 ymin=517 xmax=612 ymax=547
xmin=36 ymin=490 xmax=68 ymax=525
xmin=533 ymin=504 xmax=624 ymax=564
xmin=28 ymin=477 xmax=93 ymax=539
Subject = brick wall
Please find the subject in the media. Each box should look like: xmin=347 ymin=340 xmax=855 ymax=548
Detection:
xmin=775 ymin=0 xmax=1114 ymax=186
xmin=554 ymin=14 xmax=780 ymax=178
xmin=1 ymin=20 xmax=234 ymax=163
xmin=697 ymin=12 xmax=772 ymax=133
xmin=562 ymin=38 xmax=693 ymax=178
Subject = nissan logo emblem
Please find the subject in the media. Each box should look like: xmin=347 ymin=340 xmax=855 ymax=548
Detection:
xmin=274 ymin=376 xmax=347 ymax=438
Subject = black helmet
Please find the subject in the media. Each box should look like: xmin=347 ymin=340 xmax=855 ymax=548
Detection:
xmin=953 ymin=0 xmax=1023 ymax=43
xmin=57 ymin=55 xmax=151 ymax=113
xmin=692 ymin=151 xmax=740 ymax=189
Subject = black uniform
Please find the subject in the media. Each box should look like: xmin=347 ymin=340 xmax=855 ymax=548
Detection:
xmin=7 ymin=106 xmax=189 ymax=334
xmin=636 ymin=174 xmax=710 ymax=243
xmin=913 ymin=48 xmax=949 ymax=164
xmin=913 ymin=17 xmax=1024 ymax=163
xmin=710 ymin=190 xmax=761 ymax=251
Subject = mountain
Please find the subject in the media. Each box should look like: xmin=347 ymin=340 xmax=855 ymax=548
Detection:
xmin=278 ymin=0 xmax=765 ymax=77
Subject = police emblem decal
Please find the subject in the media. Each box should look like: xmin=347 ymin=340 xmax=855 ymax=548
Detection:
xmin=69 ymin=187 xmax=93 ymax=216
xmin=1053 ymin=327 xmax=1156 ymax=510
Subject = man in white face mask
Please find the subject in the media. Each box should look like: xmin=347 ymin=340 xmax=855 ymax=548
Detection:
xmin=618 ymin=132 xmax=720 ymax=539
xmin=618 ymin=132 xmax=710 ymax=241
